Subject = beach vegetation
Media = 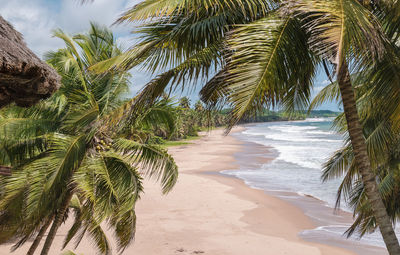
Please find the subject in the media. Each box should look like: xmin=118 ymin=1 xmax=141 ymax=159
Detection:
xmin=0 ymin=24 xmax=179 ymax=255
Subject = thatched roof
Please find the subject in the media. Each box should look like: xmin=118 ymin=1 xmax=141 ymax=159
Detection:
xmin=0 ymin=166 xmax=11 ymax=176
xmin=0 ymin=16 xmax=60 ymax=108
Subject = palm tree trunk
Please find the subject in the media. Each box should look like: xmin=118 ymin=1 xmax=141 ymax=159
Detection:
xmin=27 ymin=216 xmax=54 ymax=255
xmin=337 ymin=61 xmax=400 ymax=255
xmin=39 ymin=192 xmax=73 ymax=255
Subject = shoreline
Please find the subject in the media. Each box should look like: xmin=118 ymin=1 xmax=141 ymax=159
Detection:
xmin=0 ymin=126 xmax=384 ymax=254
xmin=216 ymin=128 xmax=387 ymax=255
xmin=126 ymin=126 xmax=357 ymax=255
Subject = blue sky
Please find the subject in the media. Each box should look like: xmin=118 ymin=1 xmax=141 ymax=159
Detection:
xmin=0 ymin=0 xmax=340 ymax=111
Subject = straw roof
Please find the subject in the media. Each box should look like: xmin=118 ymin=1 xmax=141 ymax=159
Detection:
xmin=0 ymin=16 xmax=60 ymax=108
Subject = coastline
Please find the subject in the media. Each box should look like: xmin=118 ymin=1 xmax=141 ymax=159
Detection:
xmin=126 ymin=127 xmax=358 ymax=255
xmin=221 ymin=127 xmax=387 ymax=255
xmin=0 ymin=126 xmax=384 ymax=254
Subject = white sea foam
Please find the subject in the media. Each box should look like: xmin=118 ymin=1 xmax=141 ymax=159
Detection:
xmin=231 ymin=119 xmax=393 ymax=249
xmin=244 ymin=121 xmax=342 ymax=169
xmin=301 ymin=225 xmax=386 ymax=248
xmin=303 ymin=117 xmax=335 ymax=122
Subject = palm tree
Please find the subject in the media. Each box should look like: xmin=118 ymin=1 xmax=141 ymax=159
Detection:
xmin=194 ymin=101 xmax=206 ymax=127
xmin=179 ymin=97 xmax=191 ymax=109
xmin=222 ymin=2 xmax=400 ymax=252
xmin=194 ymin=101 xmax=204 ymax=112
xmin=310 ymin=36 xmax=400 ymax=240
xmin=322 ymin=111 xmax=400 ymax=240
xmin=0 ymin=23 xmax=178 ymax=255
xmin=91 ymin=0 xmax=400 ymax=253
xmin=121 ymin=97 xmax=178 ymax=141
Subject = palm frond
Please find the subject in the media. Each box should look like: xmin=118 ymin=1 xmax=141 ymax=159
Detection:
xmin=309 ymin=81 xmax=341 ymax=111
xmin=223 ymin=13 xmax=316 ymax=128
xmin=113 ymin=138 xmax=178 ymax=193
xmin=103 ymin=43 xmax=221 ymax=128
xmin=117 ymin=0 xmax=272 ymax=23
xmin=43 ymin=134 xmax=88 ymax=194
xmin=111 ymin=210 xmax=136 ymax=253
xmin=293 ymin=0 xmax=386 ymax=65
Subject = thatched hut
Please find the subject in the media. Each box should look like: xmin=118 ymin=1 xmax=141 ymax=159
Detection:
xmin=0 ymin=16 xmax=60 ymax=176
xmin=0 ymin=16 xmax=60 ymax=108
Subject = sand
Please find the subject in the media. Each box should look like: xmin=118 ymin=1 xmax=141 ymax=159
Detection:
xmin=0 ymin=127 xmax=357 ymax=255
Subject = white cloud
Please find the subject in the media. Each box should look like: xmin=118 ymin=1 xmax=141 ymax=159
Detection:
xmin=312 ymin=79 xmax=332 ymax=95
xmin=0 ymin=0 xmax=142 ymax=57
xmin=321 ymin=79 xmax=331 ymax=86
xmin=313 ymin=86 xmax=324 ymax=93
xmin=124 ymin=0 xmax=143 ymax=9
xmin=0 ymin=0 xmax=63 ymax=57
xmin=58 ymin=0 xmax=128 ymax=34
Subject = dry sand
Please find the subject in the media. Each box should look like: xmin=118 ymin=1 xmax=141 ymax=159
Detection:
xmin=0 ymin=127 xmax=357 ymax=255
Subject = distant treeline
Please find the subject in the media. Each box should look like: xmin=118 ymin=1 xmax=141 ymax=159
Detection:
xmin=232 ymin=109 xmax=341 ymax=123
xmin=146 ymin=97 xmax=341 ymax=145
xmin=142 ymin=97 xmax=227 ymax=145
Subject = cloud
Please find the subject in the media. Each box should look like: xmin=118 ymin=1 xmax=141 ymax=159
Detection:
xmin=311 ymin=79 xmax=332 ymax=95
xmin=124 ymin=0 xmax=143 ymax=7
xmin=116 ymin=34 xmax=141 ymax=51
xmin=321 ymin=79 xmax=331 ymax=86
xmin=313 ymin=86 xmax=324 ymax=94
xmin=0 ymin=0 xmax=141 ymax=57
xmin=58 ymin=0 xmax=130 ymax=34
xmin=0 ymin=0 xmax=63 ymax=57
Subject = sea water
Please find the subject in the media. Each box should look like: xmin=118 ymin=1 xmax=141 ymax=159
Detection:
xmin=222 ymin=118 xmax=390 ymax=252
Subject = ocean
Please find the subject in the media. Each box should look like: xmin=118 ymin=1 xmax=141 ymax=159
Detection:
xmin=223 ymin=118 xmax=390 ymax=254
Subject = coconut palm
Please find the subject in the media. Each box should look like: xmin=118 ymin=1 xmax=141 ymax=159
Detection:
xmin=0 ymin=23 xmax=178 ymax=255
xmin=120 ymin=97 xmax=178 ymax=141
xmin=90 ymin=0 xmax=400 ymax=253
xmin=179 ymin=97 xmax=191 ymax=109
xmin=322 ymin=112 xmax=400 ymax=239
xmin=89 ymin=0 xmax=272 ymax=115
xmin=310 ymin=30 xmax=400 ymax=239
xmin=194 ymin=101 xmax=204 ymax=112
xmin=214 ymin=2 xmax=400 ymax=252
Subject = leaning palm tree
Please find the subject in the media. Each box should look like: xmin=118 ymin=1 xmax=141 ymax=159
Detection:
xmin=91 ymin=0 xmax=400 ymax=253
xmin=310 ymin=33 xmax=400 ymax=240
xmin=217 ymin=3 xmax=400 ymax=252
xmin=215 ymin=2 xmax=400 ymax=252
xmin=322 ymin=109 xmax=400 ymax=240
xmin=0 ymin=23 xmax=178 ymax=255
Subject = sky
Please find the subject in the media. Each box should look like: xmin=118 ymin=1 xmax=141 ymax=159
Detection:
xmin=0 ymin=0 xmax=340 ymax=111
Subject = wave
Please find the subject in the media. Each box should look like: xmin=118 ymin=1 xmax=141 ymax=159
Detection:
xmin=241 ymin=120 xmax=342 ymax=170
xmin=303 ymin=117 xmax=336 ymax=122
xmin=306 ymin=130 xmax=337 ymax=135
xmin=234 ymin=119 xmax=345 ymax=204
xmin=244 ymin=131 xmax=340 ymax=144
xmin=301 ymin=225 xmax=386 ymax=248
xmin=268 ymin=125 xmax=318 ymax=131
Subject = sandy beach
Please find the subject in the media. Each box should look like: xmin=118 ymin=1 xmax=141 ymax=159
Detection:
xmin=1 ymin=127 xmax=361 ymax=255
